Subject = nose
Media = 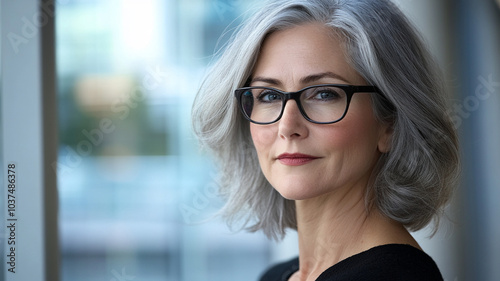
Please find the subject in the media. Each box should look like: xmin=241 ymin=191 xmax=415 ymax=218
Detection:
xmin=278 ymin=100 xmax=309 ymax=140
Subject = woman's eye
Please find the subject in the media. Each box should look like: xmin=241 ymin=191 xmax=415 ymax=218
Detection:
xmin=258 ymin=91 xmax=282 ymax=102
xmin=312 ymin=90 xmax=341 ymax=100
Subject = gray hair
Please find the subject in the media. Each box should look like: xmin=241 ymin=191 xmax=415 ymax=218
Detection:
xmin=192 ymin=0 xmax=460 ymax=240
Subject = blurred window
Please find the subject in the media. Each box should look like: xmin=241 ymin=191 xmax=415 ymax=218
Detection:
xmin=56 ymin=1 xmax=275 ymax=280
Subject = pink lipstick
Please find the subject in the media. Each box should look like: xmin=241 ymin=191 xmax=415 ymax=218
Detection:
xmin=276 ymin=153 xmax=320 ymax=166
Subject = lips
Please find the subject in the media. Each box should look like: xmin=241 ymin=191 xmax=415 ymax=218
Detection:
xmin=276 ymin=153 xmax=320 ymax=166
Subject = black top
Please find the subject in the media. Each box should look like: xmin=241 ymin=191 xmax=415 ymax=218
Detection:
xmin=259 ymin=244 xmax=443 ymax=281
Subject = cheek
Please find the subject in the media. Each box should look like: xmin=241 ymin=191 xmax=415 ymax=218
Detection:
xmin=327 ymin=102 xmax=382 ymax=164
xmin=250 ymin=124 xmax=276 ymax=153
xmin=250 ymin=124 xmax=278 ymax=178
xmin=318 ymin=125 xmax=370 ymax=169
xmin=333 ymin=119 xmax=377 ymax=145
xmin=341 ymin=97 xmax=382 ymax=142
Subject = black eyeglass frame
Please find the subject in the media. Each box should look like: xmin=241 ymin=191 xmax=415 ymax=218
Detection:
xmin=234 ymin=84 xmax=383 ymax=125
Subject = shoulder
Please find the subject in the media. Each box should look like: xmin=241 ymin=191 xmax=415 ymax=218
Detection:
xmin=318 ymin=244 xmax=444 ymax=281
xmin=259 ymin=257 xmax=299 ymax=281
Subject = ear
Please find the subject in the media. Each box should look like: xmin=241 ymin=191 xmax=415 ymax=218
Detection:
xmin=377 ymin=122 xmax=393 ymax=153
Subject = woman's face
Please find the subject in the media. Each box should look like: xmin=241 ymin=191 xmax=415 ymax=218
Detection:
xmin=249 ymin=23 xmax=391 ymax=200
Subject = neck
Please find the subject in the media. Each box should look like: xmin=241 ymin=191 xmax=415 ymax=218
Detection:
xmin=292 ymin=185 xmax=418 ymax=281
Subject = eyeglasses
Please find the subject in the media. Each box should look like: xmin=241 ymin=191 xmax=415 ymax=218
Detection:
xmin=234 ymin=84 xmax=382 ymax=124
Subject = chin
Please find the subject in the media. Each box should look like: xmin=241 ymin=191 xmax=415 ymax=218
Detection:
xmin=273 ymin=183 xmax=326 ymax=201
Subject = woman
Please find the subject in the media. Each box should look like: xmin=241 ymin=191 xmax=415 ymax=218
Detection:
xmin=192 ymin=0 xmax=460 ymax=280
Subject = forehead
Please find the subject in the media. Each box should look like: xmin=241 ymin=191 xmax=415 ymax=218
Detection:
xmin=252 ymin=23 xmax=366 ymax=86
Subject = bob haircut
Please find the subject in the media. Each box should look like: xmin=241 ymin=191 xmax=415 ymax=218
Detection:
xmin=192 ymin=0 xmax=460 ymax=240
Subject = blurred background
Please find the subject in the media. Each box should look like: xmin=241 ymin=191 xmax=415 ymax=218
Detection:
xmin=1 ymin=0 xmax=499 ymax=280
xmin=55 ymin=1 xmax=278 ymax=280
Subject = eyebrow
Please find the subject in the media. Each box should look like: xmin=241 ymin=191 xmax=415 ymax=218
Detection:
xmin=250 ymin=71 xmax=350 ymax=86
